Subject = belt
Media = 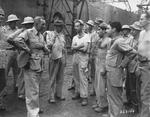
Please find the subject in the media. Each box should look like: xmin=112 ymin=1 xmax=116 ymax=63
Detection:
xmin=74 ymin=50 xmax=87 ymax=54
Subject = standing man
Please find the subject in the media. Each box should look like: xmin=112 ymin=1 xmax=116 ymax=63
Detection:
xmin=8 ymin=16 xmax=34 ymax=100
xmin=138 ymin=11 xmax=150 ymax=117
xmin=105 ymin=22 xmax=136 ymax=117
xmin=45 ymin=20 xmax=66 ymax=103
xmin=86 ymin=20 xmax=99 ymax=95
xmin=0 ymin=7 xmax=7 ymax=111
xmin=15 ymin=16 xmax=47 ymax=117
xmin=92 ymin=23 xmax=110 ymax=113
xmin=72 ymin=20 xmax=90 ymax=106
xmin=4 ymin=14 xmax=20 ymax=92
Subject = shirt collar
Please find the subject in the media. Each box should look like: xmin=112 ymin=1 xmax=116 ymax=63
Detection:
xmin=32 ymin=27 xmax=40 ymax=36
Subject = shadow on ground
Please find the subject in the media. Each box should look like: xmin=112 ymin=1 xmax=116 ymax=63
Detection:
xmin=0 ymin=55 xmax=107 ymax=117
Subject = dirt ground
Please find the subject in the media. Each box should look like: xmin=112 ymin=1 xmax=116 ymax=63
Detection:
xmin=0 ymin=55 xmax=108 ymax=117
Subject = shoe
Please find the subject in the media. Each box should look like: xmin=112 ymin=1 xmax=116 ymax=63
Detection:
xmin=92 ymin=104 xmax=98 ymax=109
xmin=72 ymin=93 xmax=80 ymax=100
xmin=39 ymin=109 xmax=44 ymax=114
xmin=48 ymin=98 xmax=56 ymax=103
xmin=81 ymin=98 xmax=88 ymax=106
xmin=18 ymin=95 xmax=25 ymax=100
xmin=56 ymin=96 xmax=66 ymax=101
xmin=94 ymin=106 xmax=108 ymax=113
xmin=68 ymin=86 xmax=75 ymax=91
xmin=90 ymin=92 xmax=96 ymax=96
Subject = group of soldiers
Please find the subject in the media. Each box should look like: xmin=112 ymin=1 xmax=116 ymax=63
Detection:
xmin=0 ymin=6 xmax=150 ymax=117
xmin=0 ymin=7 xmax=66 ymax=117
xmin=70 ymin=11 xmax=150 ymax=117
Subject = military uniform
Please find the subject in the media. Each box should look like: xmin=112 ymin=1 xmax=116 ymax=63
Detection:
xmin=15 ymin=27 xmax=46 ymax=117
xmin=105 ymin=36 xmax=135 ymax=117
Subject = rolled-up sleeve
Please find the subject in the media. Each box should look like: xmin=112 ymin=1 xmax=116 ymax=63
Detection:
xmin=15 ymin=30 xmax=30 ymax=51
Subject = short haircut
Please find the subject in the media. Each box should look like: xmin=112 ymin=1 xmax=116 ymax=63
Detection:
xmin=110 ymin=22 xmax=122 ymax=32
xmin=34 ymin=16 xmax=45 ymax=24
xmin=74 ymin=19 xmax=84 ymax=26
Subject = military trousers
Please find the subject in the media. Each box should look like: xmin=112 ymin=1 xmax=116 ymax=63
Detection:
xmin=24 ymin=69 xmax=41 ymax=117
xmin=95 ymin=55 xmax=108 ymax=108
xmin=107 ymin=73 xmax=123 ymax=117
xmin=72 ymin=53 xmax=88 ymax=98
xmin=17 ymin=68 xmax=25 ymax=97
xmin=49 ymin=58 xmax=65 ymax=99
xmin=5 ymin=50 xmax=19 ymax=88
xmin=0 ymin=69 xmax=6 ymax=108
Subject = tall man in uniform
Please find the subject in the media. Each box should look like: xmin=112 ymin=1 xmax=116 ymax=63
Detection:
xmin=105 ymin=22 xmax=136 ymax=117
xmin=45 ymin=20 xmax=66 ymax=103
xmin=8 ymin=16 xmax=34 ymax=99
xmin=72 ymin=20 xmax=90 ymax=106
xmin=138 ymin=11 xmax=150 ymax=117
xmin=4 ymin=14 xmax=20 ymax=91
xmin=15 ymin=16 xmax=47 ymax=117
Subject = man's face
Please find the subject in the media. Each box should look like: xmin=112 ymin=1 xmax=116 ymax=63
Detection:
xmin=55 ymin=25 xmax=63 ymax=33
xmin=37 ymin=19 xmax=46 ymax=32
xmin=86 ymin=24 xmax=93 ymax=32
xmin=131 ymin=28 xmax=140 ymax=37
xmin=106 ymin=25 xmax=113 ymax=36
xmin=122 ymin=29 xmax=130 ymax=36
xmin=97 ymin=27 xmax=105 ymax=37
xmin=23 ymin=23 xmax=33 ymax=29
xmin=75 ymin=22 xmax=82 ymax=33
xmin=140 ymin=14 xmax=149 ymax=27
xmin=8 ymin=21 xmax=17 ymax=29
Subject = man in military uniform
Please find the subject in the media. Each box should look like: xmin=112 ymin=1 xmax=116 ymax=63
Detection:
xmin=15 ymin=16 xmax=48 ymax=117
xmin=4 ymin=14 xmax=20 ymax=92
xmin=105 ymin=22 xmax=136 ymax=117
xmin=8 ymin=16 xmax=34 ymax=100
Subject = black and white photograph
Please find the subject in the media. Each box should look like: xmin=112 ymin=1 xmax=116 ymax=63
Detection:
xmin=0 ymin=0 xmax=150 ymax=117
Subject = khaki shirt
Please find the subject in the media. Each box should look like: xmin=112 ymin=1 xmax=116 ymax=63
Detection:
xmin=45 ymin=31 xmax=66 ymax=60
xmin=106 ymin=36 xmax=133 ymax=87
xmin=88 ymin=31 xmax=99 ymax=57
xmin=15 ymin=27 xmax=45 ymax=72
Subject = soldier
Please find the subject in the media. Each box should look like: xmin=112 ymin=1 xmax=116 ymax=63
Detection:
xmin=45 ymin=20 xmax=66 ymax=103
xmin=92 ymin=23 xmax=110 ymax=113
xmin=86 ymin=20 xmax=99 ymax=95
xmin=0 ymin=7 xmax=6 ymax=111
xmin=138 ymin=11 xmax=150 ymax=117
xmin=71 ymin=20 xmax=90 ymax=106
xmin=105 ymin=22 xmax=136 ymax=117
xmin=7 ymin=16 xmax=34 ymax=100
xmin=15 ymin=16 xmax=47 ymax=117
xmin=4 ymin=14 xmax=20 ymax=92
